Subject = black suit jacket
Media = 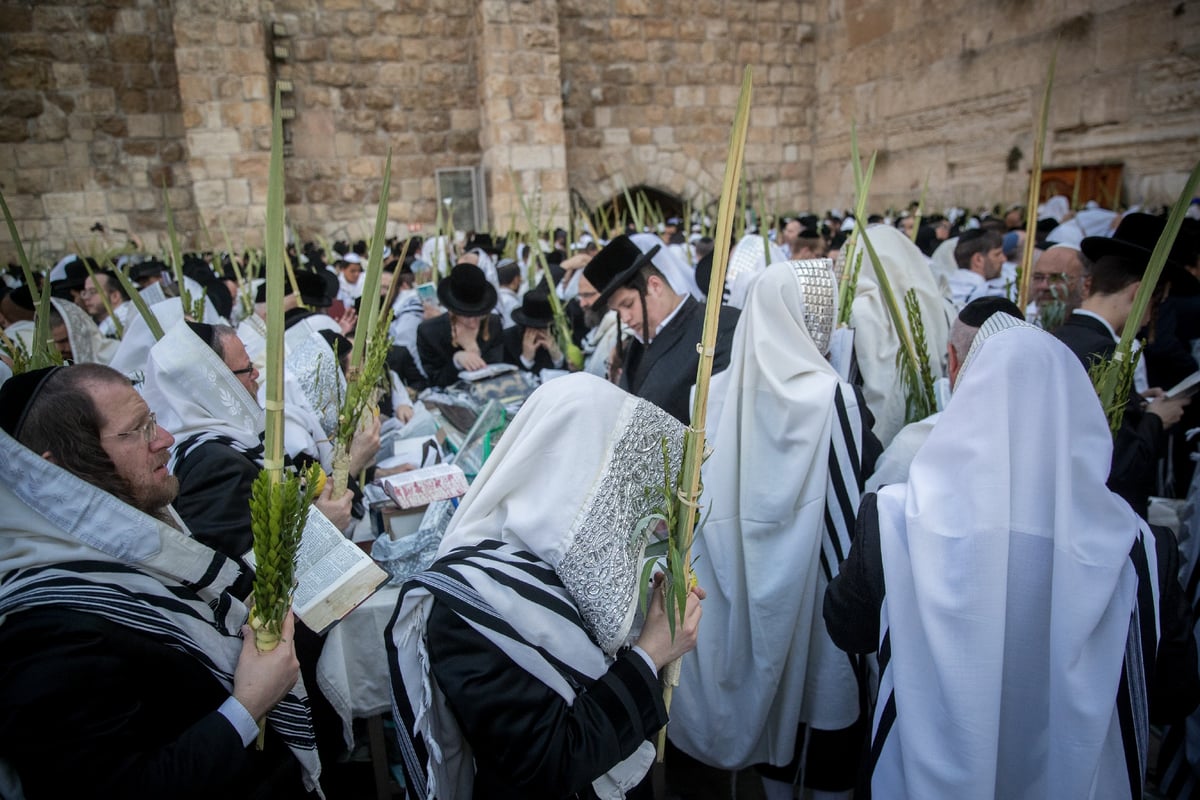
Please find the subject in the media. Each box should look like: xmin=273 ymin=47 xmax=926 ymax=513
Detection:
xmin=0 ymin=608 xmax=302 ymax=799
xmin=416 ymin=313 xmax=507 ymax=389
xmin=620 ymin=296 xmax=740 ymax=423
xmin=1054 ymin=311 xmax=1164 ymax=518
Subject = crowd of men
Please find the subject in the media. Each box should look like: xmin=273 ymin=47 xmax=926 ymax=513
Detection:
xmin=2 ymin=193 xmax=1200 ymax=799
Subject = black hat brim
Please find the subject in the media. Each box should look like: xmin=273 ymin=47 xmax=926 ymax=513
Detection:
xmin=1081 ymin=235 xmax=1187 ymax=285
xmin=595 ymin=244 xmax=661 ymax=309
xmin=437 ymin=278 xmax=497 ymax=316
xmin=511 ymin=308 xmax=553 ymax=329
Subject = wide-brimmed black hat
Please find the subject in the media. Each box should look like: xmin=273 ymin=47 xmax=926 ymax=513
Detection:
xmin=467 ymin=233 xmax=499 ymax=255
xmin=256 ymin=269 xmax=332 ymax=307
xmin=53 ymin=257 xmax=91 ymax=291
xmin=129 ymin=258 xmax=167 ymax=283
xmin=1081 ymin=213 xmax=1190 ymax=282
xmin=438 ymin=262 xmax=497 ymax=316
xmin=511 ymin=288 xmax=554 ymax=329
xmin=583 ymin=235 xmax=661 ymax=308
xmin=298 ymin=269 xmax=333 ymax=308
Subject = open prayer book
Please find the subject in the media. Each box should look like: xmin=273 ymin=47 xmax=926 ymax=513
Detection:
xmin=457 ymin=362 xmax=517 ymax=382
xmin=246 ymin=506 xmax=388 ymax=634
xmin=1166 ymin=370 xmax=1200 ymax=399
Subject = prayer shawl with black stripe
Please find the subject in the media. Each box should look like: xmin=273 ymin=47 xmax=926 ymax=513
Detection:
xmin=387 ymin=373 xmax=686 ymax=800
xmin=386 ymin=542 xmax=655 ymax=800
xmin=0 ymin=428 xmax=322 ymax=794
xmin=670 ymin=260 xmax=867 ymax=770
xmin=867 ymin=316 xmax=1148 ymax=799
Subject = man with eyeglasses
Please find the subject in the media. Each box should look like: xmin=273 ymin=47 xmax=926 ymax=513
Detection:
xmin=1029 ymin=243 xmax=1086 ymax=331
xmin=79 ymin=269 xmax=133 ymax=339
xmin=0 ymin=364 xmax=318 ymax=797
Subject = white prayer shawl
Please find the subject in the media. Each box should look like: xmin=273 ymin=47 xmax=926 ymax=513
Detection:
xmin=871 ymin=316 xmax=1146 ymax=799
xmin=145 ymin=320 xmax=265 ymax=471
xmin=850 ymin=224 xmax=951 ymax=447
xmin=8 ymin=299 xmax=115 ymax=366
xmin=284 ymin=312 xmax=339 ymax=352
xmin=723 ymin=234 xmax=792 ymax=309
xmin=629 ymin=232 xmax=704 ymax=300
xmin=1046 ymin=207 xmax=1120 ymax=246
xmin=108 ymin=297 xmax=190 ymax=377
xmin=388 ymin=374 xmax=684 ymax=800
xmin=671 ymin=262 xmax=864 ymax=769
xmin=864 ymin=412 xmax=941 ymax=494
xmin=928 ymin=236 xmax=959 ymax=301
xmin=420 ymin=236 xmax=454 ymax=277
xmin=1038 ymin=194 xmax=1071 ymax=223
xmin=0 ymin=429 xmax=322 ymax=793
xmin=582 ymin=309 xmax=620 ymax=378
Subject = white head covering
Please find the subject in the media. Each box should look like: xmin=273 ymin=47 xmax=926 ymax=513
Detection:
xmin=1045 ymin=207 xmax=1120 ymax=246
xmin=628 ymin=232 xmax=703 ymax=300
xmin=928 ymin=235 xmax=959 ymax=299
xmin=850 ymin=224 xmax=951 ymax=447
xmin=723 ymin=233 xmax=792 ymax=308
xmin=9 ymin=299 xmax=115 ymax=366
xmin=145 ymin=320 xmax=264 ymax=470
xmin=871 ymin=315 xmax=1144 ymax=798
xmin=672 ymin=260 xmax=866 ymax=768
xmin=437 ymin=372 xmax=684 ymax=653
xmin=1037 ymin=195 xmax=1071 ymax=223
xmin=389 ymin=373 xmax=685 ymax=799
xmin=420 ymin=235 xmax=454 ymax=276
xmin=286 ymin=331 xmax=346 ymax=442
xmin=108 ymin=297 xmax=188 ymax=377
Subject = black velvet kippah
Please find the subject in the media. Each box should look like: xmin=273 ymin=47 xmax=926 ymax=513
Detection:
xmin=185 ymin=321 xmax=216 ymax=348
xmin=958 ymin=296 xmax=1024 ymax=327
xmin=0 ymin=366 xmax=63 ymax=438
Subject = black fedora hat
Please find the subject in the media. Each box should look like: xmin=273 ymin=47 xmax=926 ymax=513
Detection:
xmin=1081 ymin=213 xmax=1189 ymax=281
xmin=583 ymin=235 xmax=661 ymax=308
xmin=298 ymin=269 xmax=334 ymax=308
xmin=511 ymin=288 xmax=554 ymax=329
xmin=53 ymin=257 xmax=91 ymax=291
xmin=438 ymin=262 xmax=497 ymax=316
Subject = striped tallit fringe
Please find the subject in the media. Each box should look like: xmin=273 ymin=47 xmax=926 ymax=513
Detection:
xmin=0 ymin=563 xmax=322 ymax=794
xmin=387 ymin=541 xmax=613 ymax=800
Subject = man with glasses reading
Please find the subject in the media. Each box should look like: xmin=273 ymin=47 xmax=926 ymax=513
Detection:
xmin=0 ymin=364 xmax=319 ymax=797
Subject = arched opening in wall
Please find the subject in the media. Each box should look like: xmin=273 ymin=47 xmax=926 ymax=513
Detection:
xmin=578 ymin=185 xmax=684 ymax=239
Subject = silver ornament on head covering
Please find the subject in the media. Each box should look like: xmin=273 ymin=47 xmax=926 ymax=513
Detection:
xmin=787 ymin=258 xmax=837 ymax=355
xmin=555 ymin=394 xmax=684 ymax=655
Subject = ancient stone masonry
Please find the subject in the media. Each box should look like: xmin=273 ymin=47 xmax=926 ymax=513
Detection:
xmin=0 ymin=0 xmax=192 ymax=254
xmin=811 ymin=0 xmax=1200 ymax=213
xmin=1 ymin=0 xmax=1197 ymax=261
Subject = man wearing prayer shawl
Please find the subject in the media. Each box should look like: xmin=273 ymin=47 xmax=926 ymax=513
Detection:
xmin=387 ymin=373 xmax=705 ymax=799
xmin=824 ymin=315 xmax=1199 ymax=799
xmin=668 ymin=260 xmax=881 ymax=800
xmin=0 ymin=365 xmax=321 ymax=797
xmin=847 ymin=225 xmax=951 ymax=448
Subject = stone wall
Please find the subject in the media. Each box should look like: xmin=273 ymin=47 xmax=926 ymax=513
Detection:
xmin=559 ymin=0 xmax=819 ymax=218
xmin=172 ymin=0 xmax=272 ymax=250
xmin=810 ymin=0 xmax=1200 ymax=213
xmin=0 ymin=0 xmax=191 ymax=255
xmin=1 ymin=0 xmax=1197 ymax=263
xmin=270 ymin=0 xmax=481 ymax=241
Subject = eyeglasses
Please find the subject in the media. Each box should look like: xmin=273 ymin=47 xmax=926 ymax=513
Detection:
xmin=1032 ymin=271 xmax=1075 ymax=285
xmin=79 ymin=288 xmax=99 ymax=298
xmin=104 ymin=412 xmax=159 ymax=444
xmin=230 ymin=364 xmax=256 ymax=376
xmin=577 ymin=290 xmax=600 ymax=301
